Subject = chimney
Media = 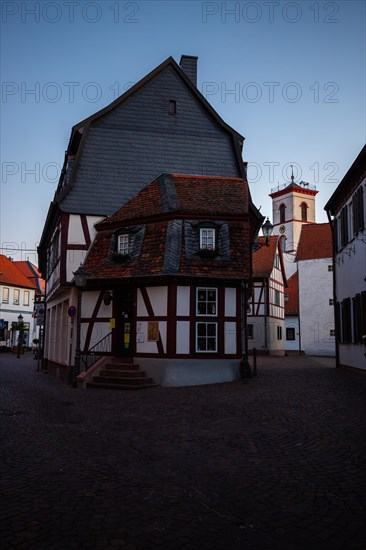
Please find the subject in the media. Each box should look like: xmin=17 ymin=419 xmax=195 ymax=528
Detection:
xmin=179 ymin=55 xmax=198 ymax=87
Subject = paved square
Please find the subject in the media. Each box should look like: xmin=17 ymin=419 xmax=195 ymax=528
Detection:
xmin=1 ymin=353 xmax=365 ymax=549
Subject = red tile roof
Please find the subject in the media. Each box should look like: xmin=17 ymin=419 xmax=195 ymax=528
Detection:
xmin=285 ymin=272 xmax=299 ymax=315
xmin=252 ymin=236 xmax=278 ymax=278
xmin=84 ymin=174 xmax=251 ymax=282
xmin=295 ymin=223 xmax=332 ymax=261
xmin=14 ymin=261 xmax=45 ymax=295
xmin=0 ymin=255 xmax=36 ymax=289
xmin=98 ymin=174 xmax=248 ymax=229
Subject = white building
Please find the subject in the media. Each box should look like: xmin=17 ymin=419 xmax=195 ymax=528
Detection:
xmin=248 ymin=236 xmax=287 ymax=356
xmin=0 ymin=255 xmax=37 ymax=349
xmin=296 ymin=224 xmax=335 ymax=356
xmin=325 ymin=145 xmax=366 ymax=372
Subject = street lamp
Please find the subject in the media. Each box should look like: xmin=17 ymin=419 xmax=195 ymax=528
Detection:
xmin=72 ymin=264 xmax=87 ymax=385
xmin=17 ymin=314 xmax=24 ymax=359
xmin=261 ymin=217 xmax=274 ymax=245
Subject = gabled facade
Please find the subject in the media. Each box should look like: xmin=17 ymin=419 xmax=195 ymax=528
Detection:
xmin=0 ymin=255 xmax=40 ymax=349
xmin=38 ymin=55 xmax=262 ymax=383
xmin=78 ymin=173 xmax=253 ymax=386
xmin=295 ymin=223 xmax=335 ymax=356
xmin=325 ymin=145 xmax=366 ymax=372
xmin=248 ymin=236 xmax=287 ymax=355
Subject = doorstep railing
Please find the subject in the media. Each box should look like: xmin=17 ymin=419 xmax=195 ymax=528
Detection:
xmin=80 ymin=331 xmax=112 ymax=372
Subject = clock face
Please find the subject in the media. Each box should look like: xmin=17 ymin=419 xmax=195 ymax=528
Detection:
xmin=279 ymin=225 xmax=286 ymax=234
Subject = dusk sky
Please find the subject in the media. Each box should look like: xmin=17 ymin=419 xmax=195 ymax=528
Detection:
xmin=1 ymin=0 xmax=365 ymax=265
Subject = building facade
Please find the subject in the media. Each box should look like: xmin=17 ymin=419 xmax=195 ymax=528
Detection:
xmin=38 ymin=55 xmax=262 ymax=384
xmin=325 ymin=145 xmax=366 ymax=372
xmin=248 ymin=236 xmax=287 ymax=356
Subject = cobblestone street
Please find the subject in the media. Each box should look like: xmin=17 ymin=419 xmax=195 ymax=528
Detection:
xmin=1 ymin=353 xmax=365 ymax=549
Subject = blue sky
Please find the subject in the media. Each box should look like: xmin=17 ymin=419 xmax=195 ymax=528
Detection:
xmin=1 ymin=0 xmax=365 ymax=265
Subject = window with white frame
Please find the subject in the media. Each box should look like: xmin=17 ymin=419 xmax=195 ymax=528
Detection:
xmin=196 ymin=322 xmax=217 ymax=352
xmin=199 ymin=227 xmax=215 ymax=250
xmin=196 ymin=288 xmax=217 ymax=316
xmin=2 ymin=287 xmax=9 ymax=303
xmin=13 ymin=289 xmax=20 ymax=305
xmin=118 ymin=234 xmax=129 ymax=255
xmin=24 ymin=291 xmax=30 ymax=306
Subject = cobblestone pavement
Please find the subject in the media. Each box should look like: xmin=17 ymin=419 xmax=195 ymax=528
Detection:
xmin=1 ymin=353 xmax=366 ymax=550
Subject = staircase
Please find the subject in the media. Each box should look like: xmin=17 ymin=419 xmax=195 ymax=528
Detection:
xmin=86 ymin=358 xmax=158 ymax=390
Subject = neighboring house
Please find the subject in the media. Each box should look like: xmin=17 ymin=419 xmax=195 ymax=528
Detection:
xmin=80 ymin=173 xmax=258 ymax=386
xmin=0 ymin=255 xmax=36 ymax=349
xmin=325 ymin=145 xmax=366 ymax=372
xmin=248 ymin=236 xmax=287 ymax=356
xmin=15 ymin=261 xmax=46 ymax=346
xmin=38 ymin=55 xmax=262 ymax=383
xmin=284 ymin=271 xmax=301 ymax=354
xmin=295 ymin=223 xmax=335 ymax=356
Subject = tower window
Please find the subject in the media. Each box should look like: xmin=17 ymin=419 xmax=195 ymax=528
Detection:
xmin=301 ymin=202 xmax=308 ymax=222
xmin=279 ymin=204 xmax=286 ymax=223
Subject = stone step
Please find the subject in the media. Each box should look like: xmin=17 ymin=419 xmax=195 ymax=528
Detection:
xmin=99 ymin=369 xmax=145 ymax=378
xmin=86 ymin=382 xmax=158 ymax=390
xmin=92 ymin=375 xmax=154 ymax=386
xmin=104 ymin=363 xmax=141 ymax=371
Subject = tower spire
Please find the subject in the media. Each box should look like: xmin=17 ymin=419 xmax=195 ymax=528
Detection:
xmin=290 ymin=165 xmax=294 ymax=184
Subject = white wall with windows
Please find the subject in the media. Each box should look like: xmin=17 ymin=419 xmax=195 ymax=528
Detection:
xmin=0 ymin=284 xmax=35 ymax=348
xmin=298 ymin=258 xmax=335 ymax=356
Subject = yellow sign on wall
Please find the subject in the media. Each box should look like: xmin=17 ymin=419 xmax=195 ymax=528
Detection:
xmin=110 ymin=318 xmax=115 ymax=329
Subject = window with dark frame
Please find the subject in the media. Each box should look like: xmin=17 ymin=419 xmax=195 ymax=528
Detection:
xmin=196 ymin=322 xmax=217 ymax=352
xmin=328 ymin=265 xmax=333 ymax=272
xmin=277 ymin=326 xmax=282 ymax=340
xmin=247 ymin=324 xmax=254 ymax=339
xmin=301 ymin=202 xmax=308 ymax=221
xmin=168 ymin=100 xmax=176 ymax=115
xmin=286 ymin=327 xmax=295 ymax=341
xmin=274 ymin=290 xmax=280 ymax=306
xmin=279 ymin=204 xmax=286 ymax=224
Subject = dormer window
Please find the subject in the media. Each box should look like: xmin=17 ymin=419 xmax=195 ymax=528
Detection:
xmin=118 ymin=234 xmax=129 ymax=255
xmin=200 ymin=227 xmax=215 ymax=250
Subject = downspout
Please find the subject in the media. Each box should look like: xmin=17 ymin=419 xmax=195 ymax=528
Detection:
xmin=326 ymin=208 xmax=339 ymax=368
xmin=297 ymin=262 xmax=302 ymax=355
xmin=264 ymin=279 xmax=268 ymax=352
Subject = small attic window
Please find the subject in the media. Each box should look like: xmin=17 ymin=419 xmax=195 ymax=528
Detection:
xmin=168 ymin=100 xmax=176 ymax=116
xmin=118 ymin=234 xmax=129 ymax=255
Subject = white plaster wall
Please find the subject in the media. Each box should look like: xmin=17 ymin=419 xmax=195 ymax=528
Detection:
xmin=68 ymin=215 xmax=85 ymax=245
xmin=225 ymin=288 xmax=236 ymax=317
xmin=136 ymin=320 xmax=167 ymax=354
xmin=224 ymin=321 xmax=236 ymax=354
xmin=284 ymin=316 xmax=300 ymax=352
xmin=177 ymin=286 xmax=190 ymax=316
xmin=267 ymin=318 xmax=285 ymax=354
xmin=137 ymin=289 xmax=148 ymax=316
xmin=248 ymin=317 xmax=265 ymax=351
xmin=339 ymin=344 xmax=365 ymax=371
xmin=335 ymin=232 xmax=366 ymax=301
xmin=46 ymin=292 xmax=72 ymax=364
xmin=88 ymin=322 xmax=111 ymax=350
xmin=298 ymin=258 xmax=335 ymax=356
xmin=66 ymin=250 xmax=86 ymax=282
xmin=147 ymin=286 xmax=168 ymax=316
xmin=176 ymin=321 xmax=190 ymax=354
xmin=87 ymin=216 xmax=104 ymax=242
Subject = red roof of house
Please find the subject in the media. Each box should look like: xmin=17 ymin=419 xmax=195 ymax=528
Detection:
xmin=252 ymin=236 xmax=279 ymax=278
xmin=14 ymin=261 xmax=45 ymax=295
xmin=285 ymin=271 xmax=299 ymax=315
xmin=295 ymin=223 xmax=332 ymax=261
xmin=0 ymin=255 xmax=36 ymax=289
xmin=98 ymin=174 xmax=249 ymax=229
xmin=84 ymin=174 xmax=251 ymax=282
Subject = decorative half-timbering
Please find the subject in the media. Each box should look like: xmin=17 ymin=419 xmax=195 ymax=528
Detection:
xmin=80 ymin=173 xmax=257 ymax=386
xmin=248 ymin=236 xmax=287 ymax=356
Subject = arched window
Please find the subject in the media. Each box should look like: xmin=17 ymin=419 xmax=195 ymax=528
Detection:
xmin=301 ymin=202 xmax=308 ymax=221
xmin=280 ymin=235 xmax=286 ymax=252
xmin=279 ymin=204 xmax=286 ymax=223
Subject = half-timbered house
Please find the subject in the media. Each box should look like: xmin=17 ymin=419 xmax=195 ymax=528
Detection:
xmin=247 ymin=236 xmax=287 ymax=355
xmin=38 ymin=55 xmax=262 ymax=384
xmin=78 ymin=173 xmax=255 ymax=387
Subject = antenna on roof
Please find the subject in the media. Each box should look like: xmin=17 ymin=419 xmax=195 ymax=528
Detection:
xmin=290 ymin=165 xmax=294 ymax=184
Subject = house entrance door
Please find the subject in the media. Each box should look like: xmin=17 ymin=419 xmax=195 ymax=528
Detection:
xmin=113 ymin=289 xmax=134 ymax=358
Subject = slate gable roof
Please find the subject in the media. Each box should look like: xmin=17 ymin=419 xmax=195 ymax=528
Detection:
xmin=84 ymin=174 xmax=250 ymax=282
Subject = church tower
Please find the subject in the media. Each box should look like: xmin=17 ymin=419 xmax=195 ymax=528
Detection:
xmin=269 ymin=169 xmax=318 ymax=257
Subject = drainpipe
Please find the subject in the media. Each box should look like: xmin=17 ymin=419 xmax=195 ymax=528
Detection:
xmin=297 ymin=262 xmax=302 ymax=356
xmin=326 ymin=209 xmax=339 ymax=368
